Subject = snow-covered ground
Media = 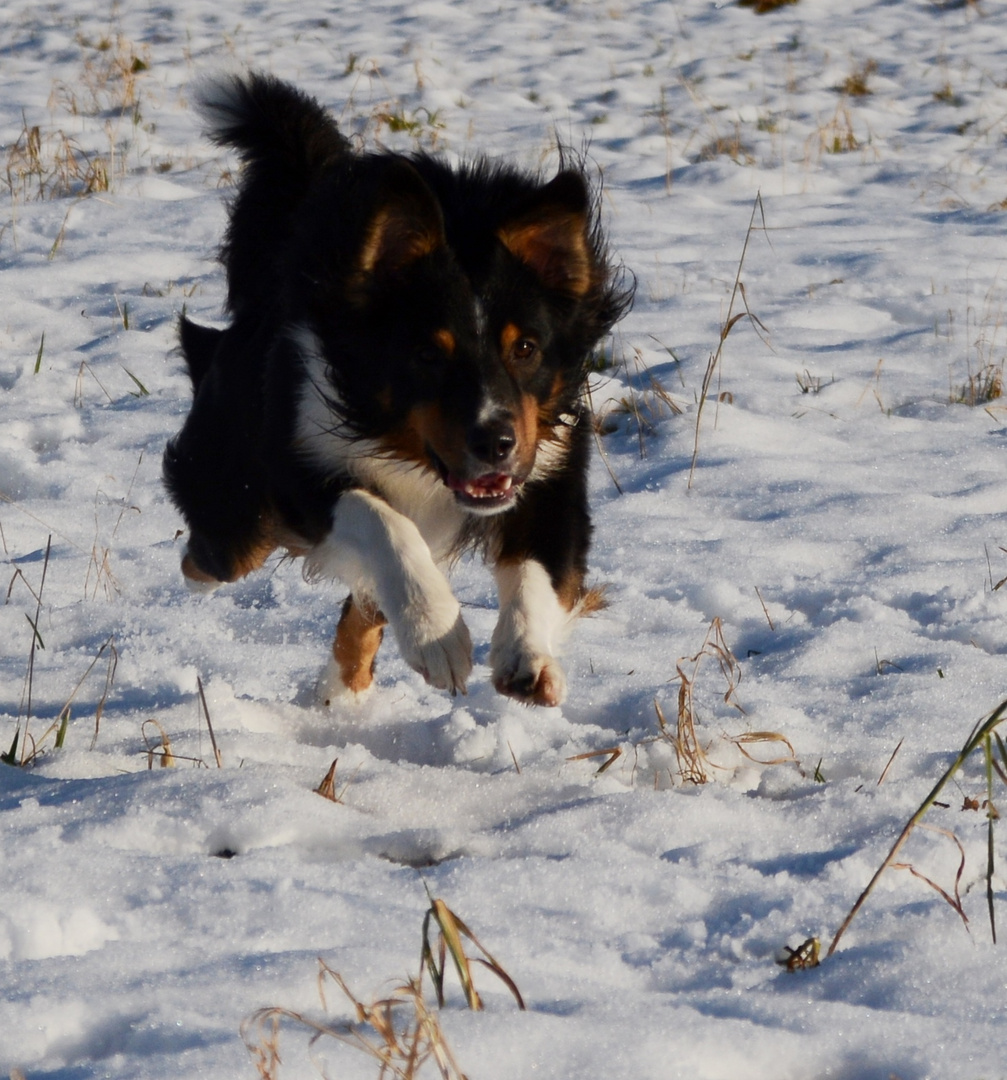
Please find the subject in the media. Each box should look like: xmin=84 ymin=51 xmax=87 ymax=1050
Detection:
xmin=3 ymin=1 xmax=1007 ymax=1077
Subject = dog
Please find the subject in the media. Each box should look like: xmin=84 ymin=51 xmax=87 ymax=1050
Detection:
xmin=163 ymin=72 xmax=633 ymax=707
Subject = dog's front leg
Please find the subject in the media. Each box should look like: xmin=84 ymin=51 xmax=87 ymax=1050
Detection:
xmin=306 ymin=489 xmax=472 ymax=695
xmin=490 ymin=558 xmax=577 ymax=707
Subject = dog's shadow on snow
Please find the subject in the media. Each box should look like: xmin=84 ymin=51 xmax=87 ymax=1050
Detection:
xmin=288 ymin=667 xmax=540 ymax=771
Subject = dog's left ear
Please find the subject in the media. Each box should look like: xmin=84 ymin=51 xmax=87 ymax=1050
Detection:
xmin=358 ymin=160 xmax=446 ymax=277
xmin=497 ymin=171 xmax=594 ymax=298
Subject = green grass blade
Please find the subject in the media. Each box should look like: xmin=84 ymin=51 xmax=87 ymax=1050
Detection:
xmin=55 ymin=709 xmax=69 ymax=750
xmin=1 ymin=728 xmax=19 ymax=765
xmin=985 ymin=733 xmax=997 ymax=944
xmin=24 ymin=611 xmax=44 ymax=650
xmin=122 ymin=366 xmax=149 ymax=396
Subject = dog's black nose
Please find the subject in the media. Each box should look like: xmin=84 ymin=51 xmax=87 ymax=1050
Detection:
xmin=469 ymin=416 xmax=517 ymax=464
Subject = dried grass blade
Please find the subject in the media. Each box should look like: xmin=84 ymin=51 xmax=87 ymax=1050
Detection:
xmin=470 ymin=956 xmax=526 ymax=1011
xmin=567 ymin=746 xmax=622 ymax=774
xmin=420 ymin=907 xmax=446 ymax=1007
xmin=729 ymin=731 xmax=797 ymax=766
xmin=994 ymin=730 xmax=1007 ymax=786
xmin=688 ymin=191 xmax=766 ymax=488
xmin=89 ymin=636 xmax=118 ymax=750
xmin=445 ymin=909 xmax=525 ymax=1010
xmin=20 ymin=535 xmax=51 ymax=762
xmin=891 ymin=847 xmax=970 ymax=931
xmin=877 ymin=738 xmax=904 ymax=786
xmin=429 ymin=898 xmax=482 ymax=1010
xmin=142 ymin=718 xmax=175 ymax=768
xmin=196 ymin=675 xmax=222 ymax=768
xmin=315 ymin=758 xmax=340 ymax=801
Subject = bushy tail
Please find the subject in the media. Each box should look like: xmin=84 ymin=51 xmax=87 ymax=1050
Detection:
xmin=197 ymin=72 xmax=350 ymax=313
xmin=198 ymin=71 xmax=347 ymax=177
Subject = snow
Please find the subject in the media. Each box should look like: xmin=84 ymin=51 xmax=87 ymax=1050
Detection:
xmin=3 ymin=1 xmax=1007 ymax=1078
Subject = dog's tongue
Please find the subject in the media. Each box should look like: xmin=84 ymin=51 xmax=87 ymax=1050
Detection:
xmin=446 ymin=472 xmax=514 ymax=500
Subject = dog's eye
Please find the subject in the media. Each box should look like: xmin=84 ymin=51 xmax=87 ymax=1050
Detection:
xmin=511 ymin=338 xmax=539 ymax=365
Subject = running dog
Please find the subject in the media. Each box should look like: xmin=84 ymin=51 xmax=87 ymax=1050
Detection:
xmin=163 ymin=72 xmax=633 ymax=706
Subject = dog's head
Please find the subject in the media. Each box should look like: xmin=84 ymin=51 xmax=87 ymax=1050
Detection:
xmin=302 ymin=157 xmax=630 ymax=515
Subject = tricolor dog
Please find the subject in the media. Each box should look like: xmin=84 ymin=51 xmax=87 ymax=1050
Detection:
xmin=163 ymin=73 xmax=633 ymax=706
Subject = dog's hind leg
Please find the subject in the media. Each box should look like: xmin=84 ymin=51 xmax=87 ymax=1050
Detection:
xmin=179 ymin=526 xmax=278 ymax=593
xmin=317 ymin=594 xmax=388 ymax=705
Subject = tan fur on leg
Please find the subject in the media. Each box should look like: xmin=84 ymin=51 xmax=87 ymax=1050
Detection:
xmin=332 ymin=594 xmax=387 ymax=697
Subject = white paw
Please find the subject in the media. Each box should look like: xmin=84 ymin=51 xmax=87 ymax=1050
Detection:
xmin=490 ymin=559 xmax=573 ymax=707
xmin=184 ymin=575 xmax=222 ymax=596
xmin=181 ymin=549 xmax=223 ymax=594
xmin=308 ymin=489 xmax=473 ymax=695
xmin=394 ymin=598 xmax=472 ymax=695
xmin=491 ymin=644 xmax=567 ymax=707
xmin=315 ymin=656 xmax=374 ymax=708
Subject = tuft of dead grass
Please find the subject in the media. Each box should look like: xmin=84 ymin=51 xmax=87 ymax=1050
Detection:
xmin=638 ymin=618 xmax=803 ymax=789
xmin=697 ymin=127 xmax=755 ymax=165
xmin=838 ymin=59 xmax=878 ymax=97
xmin=950 ymin=282 xmax=1007 ymax=407
xmin=592 ymin=345 xmax=684 ymax=456
xmin=660 ymin=617 xmax=745 ymax=785
xmin=3 ymin=25 xmax=153 ymax=236
xmin=4 ymin=116 xmax=113 ymax=202
xmin=2 ymin=531 xmax=118 ymax=765
xmin=242 ymin=894 xmax=522 ymax=1079
xmin=954 ymin=362 xmax=1003 ymax=406
xmin=142 ymin=718 xmax=176 ymax=768
xmin=828 ymin=698 xmax=1007 ymax=958
xmin=52 ymin=32 xmax=150 ymax=121
xmin=243 ymin=968 xmax=469 ymax=1080
xmin=420 ymin=894 xmax=525 ymax=1011
xmin=812 ymin=103 xmax=861 ymax=156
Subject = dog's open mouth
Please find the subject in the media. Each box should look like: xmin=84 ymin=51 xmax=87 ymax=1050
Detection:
xmin=446 ymin=470 xmax=518 ymax=508
xmin=429 ymin=451 xmax=521 ymax=511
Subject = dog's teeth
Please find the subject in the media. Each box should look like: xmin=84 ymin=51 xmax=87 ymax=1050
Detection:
xmin=452 ymin=473 xmax=516 ymax=500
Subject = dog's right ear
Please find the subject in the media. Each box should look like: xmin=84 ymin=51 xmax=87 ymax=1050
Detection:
xmin=357 ymin=161 xmax=445 ymax=278
xmin=497 ymin=170 xmax=594 ymax=298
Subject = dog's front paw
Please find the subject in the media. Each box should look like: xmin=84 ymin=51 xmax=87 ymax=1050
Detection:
xmin=395 ymin=598 xmax=472 ymax=695
xmin=491 ymin=647 xmax=567 ymax=707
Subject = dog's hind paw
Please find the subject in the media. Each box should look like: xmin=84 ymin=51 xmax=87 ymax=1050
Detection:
xmin=181 ymin=550 xmax=223 ymax=594
xmin=316 ymin=656 xmax=374 ymax=708
xmin=492 ymin=651 xmax=567 ymax=707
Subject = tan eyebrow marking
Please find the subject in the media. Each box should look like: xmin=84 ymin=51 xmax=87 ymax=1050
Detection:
xmin=500 ymin=323 xmax=522 ymax=355
xmin=433 ymin=329 xmax=456 ymax=356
